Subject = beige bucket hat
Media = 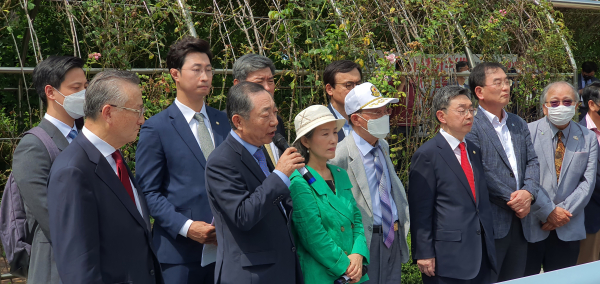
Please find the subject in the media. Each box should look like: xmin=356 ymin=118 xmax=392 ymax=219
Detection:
xmin=293 ymin=105 xmax=346 ymax=143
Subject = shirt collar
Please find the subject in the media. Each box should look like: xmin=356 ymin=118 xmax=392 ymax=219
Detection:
xmin=352 ymin=131 xmax=378 ymax=157
xmin=175 ymin=98 xmax=208 ymax=124
xmin=230 ymin=129 xmax=261 ymax=156
xmin=586 ymin=113 xmax=598 ymax=131
xmin=44 ymin=113 xmax=76 ymax=138
xmin=81 ymin=127 xmax=116 ymax=158
xmin=547 ymin=117 xmax=571 ymax=139
xmin=479 ymin=105 xmax=507 ymax=125
xmin=329 ymin=103 xmax=348 ymax=123
xmin=439 ymin=129 xmax=466 ymax=151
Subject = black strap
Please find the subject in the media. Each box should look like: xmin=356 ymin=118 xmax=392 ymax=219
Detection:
xmin=26 ymin=221 xmax=38 ymax=245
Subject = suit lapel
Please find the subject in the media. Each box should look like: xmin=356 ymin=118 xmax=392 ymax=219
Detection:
xmin=328 ymin=104 xmax=346 ymax=141
xmin=226 ymin=135 xmax=268 ymax=183
xmin=39 ymin=118 xmax=70 ymax=151
xmin=537 ymin=119 xmax=558 ymax=182
xmin=309 ymin=166 xmax=354 ymax=222
xmin=78 ymin=136 xmax=149 ymax=232
xmin=560 ymin=123 xmax=583 ymax=185
xmin=127 ymin=166 xmax=152 ymax=231
xmin=475 ymin=110 xmax=512 ymax=169
xmin=506 ymin=115 xmax=523 ymax=176
xmin=435 ymin=134 xmax=476 ymax=205
xmin=207 ymin=106 xmax=226 ymax=146
xmin=347 ymin=134 xmax=373 ymax=212
xmin=168 ymin=104 xmax=207 ymax=168
xmin=467 ymin=142 xmax=481 ymax=207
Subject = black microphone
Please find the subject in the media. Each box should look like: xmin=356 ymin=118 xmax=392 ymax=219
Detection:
xmin=334 ymin=265 xmax=368 ymax=284
xmin=272 ymin=133 xmax=316 ymax=185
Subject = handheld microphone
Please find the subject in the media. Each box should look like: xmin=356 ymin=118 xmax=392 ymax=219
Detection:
xmin=272 ymin=133 xmax=316 ymax=185
xmin=334 ymin=265 xmax=368 ymax=284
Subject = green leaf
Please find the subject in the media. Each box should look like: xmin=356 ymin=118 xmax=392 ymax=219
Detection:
xmin=27 ymin=2 xmax=35 ymax=10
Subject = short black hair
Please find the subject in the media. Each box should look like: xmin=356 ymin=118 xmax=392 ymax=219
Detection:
xmin=582 ymin=61 xmax=598 ymax=73
xmin=456 ymin=61 xmax=469 ymax=72
xmin=323 ymin=60 xmax=362 ymax=91
xmin=469 ymin=62 xmax=506 ymax=100
xmin=166 ymin=37 xmax=213 ymax=71
xmin=226 ymin=81 xmax=267 ymax=130
xmin=32 ymin=55 xmax=84 ymax=106
xmin=583 ymin=82 xmax=600 ymax=109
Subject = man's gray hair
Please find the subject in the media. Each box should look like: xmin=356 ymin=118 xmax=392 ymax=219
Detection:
xmin=539 ymin=81 xmax=578 ymax=110
xmin=84 ymin=70 xmax=141 ymax=120
xmin=232 ymin=54 xmax=275 ymax=81
xmin=226 ymin=81 xmax=267 ymax=130
xmin=432 ymin=86 xmax=471 ymax=122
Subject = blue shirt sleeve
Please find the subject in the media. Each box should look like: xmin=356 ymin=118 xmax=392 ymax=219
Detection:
xmin=273 ymin=170 xmax=291 ymax=187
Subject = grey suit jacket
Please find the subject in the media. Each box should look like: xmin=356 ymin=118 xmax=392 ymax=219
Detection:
xmin=526 ymin=117 xmax=597 ymax=242
xmin=329 ymin=132 xmax=410 ymax=263
xmin=466 ymin=110 xmax=555 ymax=241
xmin=12 ymin=119 xmax=67 ymax=283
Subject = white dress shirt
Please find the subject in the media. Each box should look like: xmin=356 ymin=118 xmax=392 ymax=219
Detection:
xmin=479 ymin=106 xmax=520 ymax=190
xmin=44 ymin=113 xmax=78 ymax=143
xmin=440 ymin=129 xmax=474 ymax=182
xmin=352 ymin=131 xmax=398 ymax=225
xmin=81 ymin=127 xmax=143 ymax=217
xmin=174 ymin=98 xmax=217 ymax=237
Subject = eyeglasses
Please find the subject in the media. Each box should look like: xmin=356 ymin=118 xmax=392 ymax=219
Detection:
xmin=545 ymin=99 xmax=574 ymax=108
xmin=485 ymin=79 xmax=513 ymax=88
xmin=335 ymin=80 xmax=362 ymax=90
xmin=361 ymin=108 xmax=393 ymax=117
xmin=180 ymin=67 xmax=214 ymax=77
xmin=109 ymin=104 xmax=145 ymax=118
xmin=443 ymin=108 xmax=478 ymax=117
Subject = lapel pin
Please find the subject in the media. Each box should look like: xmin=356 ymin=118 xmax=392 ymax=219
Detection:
xmin=574 ymin=136 xmax=579 ymax=140
xmin=337 ymin=168 xmax=340 ymax=172
xmin=512 ymin=123 xmax=515 ymax=126
xmin=541 ymin=131 xmax=544 ymax=135
xmin=473 ymin=150 xmax=476 ymax=154
xmin=216 ymin=121 xmax=220 ymax=125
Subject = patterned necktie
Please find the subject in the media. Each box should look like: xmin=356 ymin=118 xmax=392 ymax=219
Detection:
xmin=253 ymin=148 xmax=271 ymax=178
xmin=111 ymin=150 xmax=136 ymax=205
xmin=459 ymin=142 xmax=476 ymax=201
xmin=555 ymin=131 xmax=565 ymax=182
xmin=264 ymin=144 xmax=277 ymax=165
xmin=193 ymin=113 xmax=214 ymax=160
xmin=372 ymin=147 xmax=394 ymax=248
xmin=67 ymin=129 xmax=78 ymax=140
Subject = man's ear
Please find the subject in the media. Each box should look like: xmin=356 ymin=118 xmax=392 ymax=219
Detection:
xmin=325 ymin=83 xmax=334 ymax=96
xmin=45 ymin=85 xmax=57 ymax=102
xmin=474 ymin=86 xmax=485 ymax=101
xmin=232 ymin=114 xmax=243 ymax=131
xmin=170 ymin=68 xmax=180 ymax=83
xmin=436 ymin=110 xmax=447 ymax=124
xmin=233 ymin=79 xmax=240 ymax=86
xmin=100 ymin=104 xmax=113 ymax=123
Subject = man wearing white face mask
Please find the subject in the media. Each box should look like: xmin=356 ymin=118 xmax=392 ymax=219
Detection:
xmin=329 ymin=82 xmax=410 ymax=284
xmin=525 ymin=81 xmax=598 ymax=275
xmin=11 ymin=55 xmax=87 ymax=283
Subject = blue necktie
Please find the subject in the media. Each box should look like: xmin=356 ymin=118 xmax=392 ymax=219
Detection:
xmin=67 ymin=129 xmax=78 ymax=140
xmin=372 ymin=147 xmax=394 ymax=248
xmin=253 ymin=148 xmax=271 ymax=178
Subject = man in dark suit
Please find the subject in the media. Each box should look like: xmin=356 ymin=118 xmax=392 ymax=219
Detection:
xmin=12 ymin=55 xmax=86 ymax=284
xmin=409 ymin=86 xmax=497 ymax=284
xmin=232 ymin=54 xmax=285 ymax=165
xmin=205 ymin=81 xmax=305 ymax=284
xmin=577 ymin=62 xmax=599 ymax=120
xmin=47 ymin=70 xmax=162 ymax=284
xmin=578 ymin=82 xmax=600 ymax=264
xmin=136 ymin=37 xmax=229 ymax=284
xmin=324 ymin=60 xmax=363 ymax=142
xmin=466 ymin=62 xmax=558 ymax=282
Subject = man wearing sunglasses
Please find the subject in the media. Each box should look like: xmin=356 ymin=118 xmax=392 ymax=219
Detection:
xmin=524 ymin=81 xmax=597 ymax=275
xmin=466 ymin=62 xmax=556 ymax=282
xmin=136 ymin=37 xmax=230 ymax=284
xmin=324 ymin=60 xmax=363 ymax=142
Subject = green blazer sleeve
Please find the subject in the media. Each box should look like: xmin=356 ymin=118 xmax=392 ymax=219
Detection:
xmin=290 ymin=172 xmax=351 ymax=278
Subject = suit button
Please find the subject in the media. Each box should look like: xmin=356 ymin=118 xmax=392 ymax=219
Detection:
xmin=510 ymin=172 xmax=514 ymax=178
xmin=341 ymin=226 xmax=345 ymax=232
xmin=368 ymin=226 xmax=373 ymax=231
xmin=150 ymin=269 xmax=155 ymax=276
xmin=351 ymin=224 xmax=355 ymax=229
xmin=292 ymin=247 xmax=296 ymax=252
xmin=476 ymin=229 xmax=481 ymax=235
xmin=345 ymin=251 xmax=348 ymax=255
xmin=476 ymin=209 xmax=479 ymax=214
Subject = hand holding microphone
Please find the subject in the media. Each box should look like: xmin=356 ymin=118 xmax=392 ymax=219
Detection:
xmin=272 ymin=133 xmax=305 ymax=177
xmin=273 ymin=134 xmax=317 ymax=184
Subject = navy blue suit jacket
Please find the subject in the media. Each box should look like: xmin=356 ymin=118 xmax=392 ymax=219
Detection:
xmin=136 ymin=103 xmax=230 ymax=264
xmin=47 ymin=134 xmax=162 ymax=284
xmin=408 ymin=133 xmax=497 ymax=280
xmin=206 ymin=134 xmax=303 ymax=284
xmin=580 ymin=118 xmax=600 ymax=234
xmin=327 ymin=104 xmax=346 ymax=142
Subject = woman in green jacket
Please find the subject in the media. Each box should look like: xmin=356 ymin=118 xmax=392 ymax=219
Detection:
xmin=290 ymin=105 xmax=370 ymax=284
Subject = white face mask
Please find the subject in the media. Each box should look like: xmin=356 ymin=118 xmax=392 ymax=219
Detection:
xmin=546 ymin=105 xmax=575 ymax=126
xmin=54 ymin=88 xmax=86 ymax=119
xmin=358 ymin=114 xmax=390 ymax=139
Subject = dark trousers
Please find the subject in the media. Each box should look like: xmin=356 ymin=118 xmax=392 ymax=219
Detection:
xmin=161 ymin=262 xmax=215 ymax=284
xmin=491 ymin=216 xmax=528 ymax=282
xmin=422 ymin=234 xmax=492 ymax=284
xmin=524 ymin=230 xmax=580 ymax=275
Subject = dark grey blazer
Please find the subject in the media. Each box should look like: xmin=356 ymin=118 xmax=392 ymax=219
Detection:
xmin=12 ymin=119 xmax=67 ymax=283
xmin=466 ymin=110 xmax=554 ymax=241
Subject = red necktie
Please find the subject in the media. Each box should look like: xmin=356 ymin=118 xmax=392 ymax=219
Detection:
xmin=111 ymin=151 xmax=136 ymax=205
xmin=459 ymin=142 xmax=476 ymax=201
